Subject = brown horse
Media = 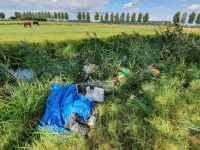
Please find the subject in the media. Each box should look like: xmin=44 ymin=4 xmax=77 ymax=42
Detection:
xmin=24 ymin=22 xmax=31 ymax=28
xmin=33 ymin=21 xmax=39 ymax=27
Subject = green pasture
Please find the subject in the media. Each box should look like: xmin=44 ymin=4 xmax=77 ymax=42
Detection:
xmin=0 ymin=23 xmax=158 ymax=43
xmin=1 ymin=21 xmax=200 ymax=44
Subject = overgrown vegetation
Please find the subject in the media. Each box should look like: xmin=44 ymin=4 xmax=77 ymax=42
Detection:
xmin=0 ymin=25 xmax=200 ymax=149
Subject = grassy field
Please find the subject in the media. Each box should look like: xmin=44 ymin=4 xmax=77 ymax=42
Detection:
xmin=0 ymin=23 xmax=159 ymax=43
xmin=0 ymin=24 xmax=200 ymax=149
xmin=0 ymin=21 xmax=199 ymax=44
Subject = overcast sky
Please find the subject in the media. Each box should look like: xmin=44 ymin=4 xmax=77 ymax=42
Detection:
xmin=1 ymin=0 xmax=200 ymax=21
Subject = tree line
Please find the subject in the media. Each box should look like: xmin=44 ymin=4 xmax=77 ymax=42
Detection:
xmin=77 ymin=12 xmax=91 ymax=22
xmin=77 ymin=12 xmax=149 ymax=24
xmin=11 ymin=11 xmax=69 ymax=21
xmin=173 ymin=11 xmax=200 ymax=25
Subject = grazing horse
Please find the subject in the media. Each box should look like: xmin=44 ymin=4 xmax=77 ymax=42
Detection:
xmin=33 ymin=21 xmax=39 ymax=27
xmin=24 ymin=22 xmax=31 ymax=28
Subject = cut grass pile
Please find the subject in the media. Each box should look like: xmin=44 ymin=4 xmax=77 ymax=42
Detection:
xmin=0 ymin=25 xmax=200 ymax=149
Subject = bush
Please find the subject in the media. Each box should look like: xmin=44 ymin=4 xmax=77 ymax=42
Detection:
xmin=8 ymin=16 xmax=16 ymax=19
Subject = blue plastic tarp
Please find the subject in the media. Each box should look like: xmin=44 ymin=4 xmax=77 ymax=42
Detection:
xmin=37 ymin=84 xmax=94 ymax=133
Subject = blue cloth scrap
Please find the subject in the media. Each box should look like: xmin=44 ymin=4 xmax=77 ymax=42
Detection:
xmin=37 ymin=84 xmax=94 ymax=133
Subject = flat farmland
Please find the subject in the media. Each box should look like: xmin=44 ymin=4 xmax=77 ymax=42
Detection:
xmin=0 ymin=22 xmax=159 ymax=43
xmin=1 ymin=21 xmax=200 ymax=44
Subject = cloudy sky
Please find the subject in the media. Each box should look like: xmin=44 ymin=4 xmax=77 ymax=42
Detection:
xmin=1 ymin=0 xmax=200 ymax=21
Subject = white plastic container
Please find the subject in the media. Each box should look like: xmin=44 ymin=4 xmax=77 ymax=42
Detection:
xmin=85 ymin=87 xmax=104 ymax=102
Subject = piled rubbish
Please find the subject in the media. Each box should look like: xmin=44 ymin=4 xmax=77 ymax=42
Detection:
xmin=36 ymin=66 xmax=131 ymax=136
xmin=12 ymin=69 xmax=34 ymax=81
xmin=79 ymin=78 xmax=115 ymax=102
xmin=37 ymin=84 xmax=94 ymax=134
xmin=113 ymin=68 xmax=128 ymax=85
xmin=64 ymin=113 xmax=90 ymax=137
xmin=37 ymin=80 xmax=104 ymax=137
xmin=146 ymin=65 xmax=160 ymax=75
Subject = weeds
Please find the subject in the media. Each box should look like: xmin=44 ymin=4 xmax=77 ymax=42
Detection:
xmin=0 ymin=26 xmax=200 ymax=149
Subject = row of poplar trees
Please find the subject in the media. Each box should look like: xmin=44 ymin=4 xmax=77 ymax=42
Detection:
xmin=173 ymin=11 xmax=200 ymax=25
xmin=77 ymin=12 xmax=149 ymax=24
xmin=14 ymin=11 xmax=69 ymax=21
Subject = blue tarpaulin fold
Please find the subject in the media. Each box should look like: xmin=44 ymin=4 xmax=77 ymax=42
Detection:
xmin=37 ymin=84 xmax=94 ymax=133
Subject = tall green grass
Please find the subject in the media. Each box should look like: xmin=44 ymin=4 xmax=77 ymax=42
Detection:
xmin=0 ymin=25 xmax=200 ymax=149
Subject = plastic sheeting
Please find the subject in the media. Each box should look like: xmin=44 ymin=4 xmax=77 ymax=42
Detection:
xmin=37 ymin=84 xmax=94 ymax=133
xmin=12 ymin=69 xmax=34 ymax=81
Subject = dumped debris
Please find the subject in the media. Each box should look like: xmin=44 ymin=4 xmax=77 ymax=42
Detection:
xmin=146 ymin=65 xmax=160 ymax=75
xmin=64 ymin=113 xmax=90 ymax=137
xmin=85 ymin=87 xmax=104 ymax=102
xmin=113 ymin=68 xmax=128 ymax=85
xmin=119 ymin=69 xmax=128 ymax=77
xmin=37 ymin=84 xmax=94 ymax=133
xmin=150 ymin=69 xmax=160 ymax=75
xmin=142 ymin=84 xmax=154 ymax=92
xmin=88 ymin=106 xmax=98 ymax=126
xmin=78 ymin=79 xmax=115 ymax=99
xmin=130 ymin=95 xmax=135 ymax=100
xmin=84 ymin=64 xmax=98 ymax=74
xmin=12 ymin=69 xmax=34 ymax=81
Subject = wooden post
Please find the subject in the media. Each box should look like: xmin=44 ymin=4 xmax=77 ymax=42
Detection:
xmin=29 ymin=27 xmax=32 ymax=36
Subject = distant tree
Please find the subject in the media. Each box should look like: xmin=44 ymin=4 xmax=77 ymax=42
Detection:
xmin=22 ymin=12 xmax=26 ymax=20
xmin=41 ymin=11 xmax=44 ymax=21
xmin=115 ymin=13 xmax=119 ymax=23
xmin=51 ymin=13 xmax=54 ymax=20
xmin=14 ymin=11 xmax=21 ymax=19
xmin=143 ymin=12 xmax=149 ymax=24
xmin=131 ymin=12 xmax=136 ymax=24
xmin=44 ymin=11 xmax=47 ymax=20
xmin=35 ymin=12 xmax=38 ymax=20
xmin=110 ymin=12 xmax=114 ymax=24
xmin=86 ymin=12 xmax=90 ymax=22
xmin=61 ymin=12 xmax=64 ymax=20
xmin=196 ymin=13 xmax=200 ymax=25
xmin=18 ymin=12 xmax=21 ymax=19
xmin=138 ymin=12 xmax=143 ymax=24
xmin=26 ymin=12 xmax=29 ymax=20
xmin=14 ymin=12 xmax=18 ymax=18
xmin=188 ymin=12 xmax=196 ymax=24
xmin=31 ymin=12 xmax=35 ymax=20
xmin=181 ymin=12 xmax=187 ymax=25
xmin=100 ymin=15 xmax=103 ymax=23
xmin=173 ymin=11 xmax=181 ymax=25
xmin=28 ymin=11 xmax=32 ymax=20
xmin=38 ymin=12 xmax=41 ymax=21
xmin=0 ymin=12 xmax=5 ymax=19
xmin=105 ymin=12 xmax=109 ymax=23
xmin=94 ymin=12 xmax=99 ymax=22
xmin=64 ymin=12 xmax=69 ymax=20
xmin=47 ymin=11 xmax=51 ymax=19
xmin=82 ymin=12 xmax=85 ymax=21
xmin=126 ymin=13 xmax=130 ymax=24
xmin=54 ymin=12 xmax=57 ymax=19
xmin=120 ymin=13 xmax=125 ymax=23
xmin=57 ymin=12 xmax=61 ymax=20
xmin=77 ymin=12 xmax=82 ymax=22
